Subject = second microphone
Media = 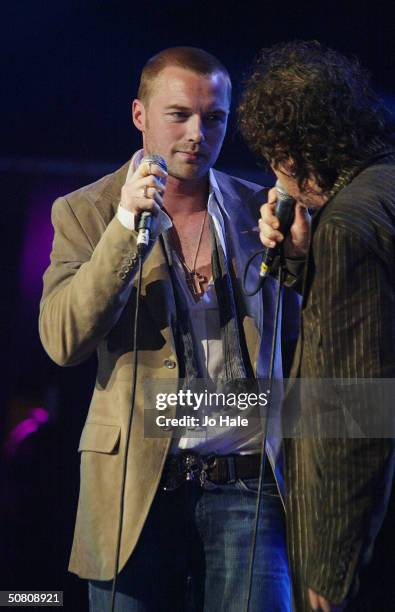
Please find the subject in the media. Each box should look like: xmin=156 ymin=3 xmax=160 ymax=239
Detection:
xmin=259 ymin=180 xmax=296 ymax=279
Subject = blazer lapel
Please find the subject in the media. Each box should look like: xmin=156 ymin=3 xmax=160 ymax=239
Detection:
xmin=138 ymin=238 xmax=177 ymax=350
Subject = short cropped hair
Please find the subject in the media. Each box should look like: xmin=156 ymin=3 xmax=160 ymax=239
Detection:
xmin=138 ymin=46 xmax=232 ymax=105
xmin=238 ymin=40 xmax=394 ymax=192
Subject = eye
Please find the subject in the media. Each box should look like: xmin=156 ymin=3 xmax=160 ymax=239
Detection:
xmin=205 ymin=113 xmax=226 ymax=124
xmin=168 ymin=111 xmax=189 ymax=120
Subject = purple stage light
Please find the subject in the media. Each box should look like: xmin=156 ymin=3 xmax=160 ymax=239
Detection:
xmin=4 ymin=407 xmax=49 ymax=458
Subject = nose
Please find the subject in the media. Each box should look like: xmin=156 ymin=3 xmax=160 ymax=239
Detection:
xmin=187 ymin=114 xmax=204 ymax=143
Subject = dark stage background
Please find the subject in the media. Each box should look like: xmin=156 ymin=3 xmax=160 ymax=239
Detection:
xmin=1 ymin=1 xmax=394 ymax=610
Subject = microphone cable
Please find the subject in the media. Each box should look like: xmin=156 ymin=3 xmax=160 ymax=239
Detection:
xmin=242 ymin=180 xmax=295 ymax=297
xmin=242 ymin=248 xmax=266 ymax=296
xmin=244 ymin=252 xmax=285 ymax=612
xmin=109 ymin=153 xmax=167 ymax=611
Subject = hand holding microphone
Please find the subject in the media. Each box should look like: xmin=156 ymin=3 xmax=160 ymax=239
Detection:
xmin=258 ymin=180 xmax=310 ymax=276
xmin=119 ymin=154 xmax=168 ymax=254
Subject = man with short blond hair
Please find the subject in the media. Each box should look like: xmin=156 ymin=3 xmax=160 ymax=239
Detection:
xmin=40 ymin=47 xmax=299 ymax=611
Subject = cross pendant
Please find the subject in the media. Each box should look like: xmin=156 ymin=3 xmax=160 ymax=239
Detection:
xmin=186 ymin=271 xmax=207 ymax=299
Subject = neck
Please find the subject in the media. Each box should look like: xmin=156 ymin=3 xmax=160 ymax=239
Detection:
xmin=163 ymin=174 xmax=209 ymax=217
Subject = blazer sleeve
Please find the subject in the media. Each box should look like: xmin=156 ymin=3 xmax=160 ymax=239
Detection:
xmin=304 ymin=221 xmax=395 ymax=603
xmin=39 ymin=196 xmax=142 ymax=366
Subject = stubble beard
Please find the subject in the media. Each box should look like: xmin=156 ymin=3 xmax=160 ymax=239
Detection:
xmin=167 ymin=154 xmax=210 ymax=182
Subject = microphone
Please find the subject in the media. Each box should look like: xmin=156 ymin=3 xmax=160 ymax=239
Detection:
xmin=136 ymin=154 xmax=168 ymax=255
xmin=259 ymin=180 xmax=296 ymax=278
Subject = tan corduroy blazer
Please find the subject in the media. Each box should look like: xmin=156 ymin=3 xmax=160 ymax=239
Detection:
xmin=39 ymin=160 xmax=281 ymax=580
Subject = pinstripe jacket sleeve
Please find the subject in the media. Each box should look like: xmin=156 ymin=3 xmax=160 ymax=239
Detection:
xmin=304 ymin=222 xmax=394 ymax=602
xmin=285 ymin=154 xmax=395 ymax=608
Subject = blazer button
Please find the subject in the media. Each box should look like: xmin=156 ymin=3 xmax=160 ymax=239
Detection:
xmin=164 ymin=359 xmax=176 ymax=369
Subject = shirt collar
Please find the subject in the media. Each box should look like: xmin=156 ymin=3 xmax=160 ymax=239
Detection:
xmin=208 ymin=168 xmax=225 ymax=209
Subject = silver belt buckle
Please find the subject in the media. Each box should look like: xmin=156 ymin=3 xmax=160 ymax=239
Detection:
xmin=199 ymin=456 xmax=218 ymax=490
xmin=183 ymin=453 xmax=200 ymax=482
xmin=162 ymin=453 xmax=219 ymax=491
xmin=183 ymin=454 xmax=218 ymax=490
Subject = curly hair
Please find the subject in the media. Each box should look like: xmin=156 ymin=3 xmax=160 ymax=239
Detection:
xmin=238 ymin=40 xmax=394 ymax=192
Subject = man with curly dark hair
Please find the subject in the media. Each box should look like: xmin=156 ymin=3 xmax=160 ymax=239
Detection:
xmin=239 ymin=41 xmax=395 ymax=611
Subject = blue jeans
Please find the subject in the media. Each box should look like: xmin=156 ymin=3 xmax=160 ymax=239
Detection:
xmin=89 ymin=478 xmax=291 ymax=611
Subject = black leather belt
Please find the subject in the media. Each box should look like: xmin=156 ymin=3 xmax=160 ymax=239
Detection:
xmin=160 ymin=452 xmax=273 ymax=491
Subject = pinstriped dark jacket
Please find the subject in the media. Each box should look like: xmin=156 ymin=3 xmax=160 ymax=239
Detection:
xmin=283 ymin=151 xmax=395 ymax=611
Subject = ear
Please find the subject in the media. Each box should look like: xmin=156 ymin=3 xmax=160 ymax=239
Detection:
xmin=132 ymin=99 xmax=146 ymax=133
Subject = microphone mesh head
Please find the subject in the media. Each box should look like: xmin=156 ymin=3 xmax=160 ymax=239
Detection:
xmin=275 ymin=179 xmax=290 ymax=201
xmin=140 ymin=154 xmax=167 ymax=173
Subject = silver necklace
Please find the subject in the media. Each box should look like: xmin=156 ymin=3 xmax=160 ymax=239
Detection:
xmin=176 ymin=209 xmax=208 ymax=299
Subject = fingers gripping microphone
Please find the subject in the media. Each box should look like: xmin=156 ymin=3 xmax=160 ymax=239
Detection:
xmin=259 ymin=180 xmax=296 ymax=278
xmin=136 ymin=154 xmax=167 ymax=255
